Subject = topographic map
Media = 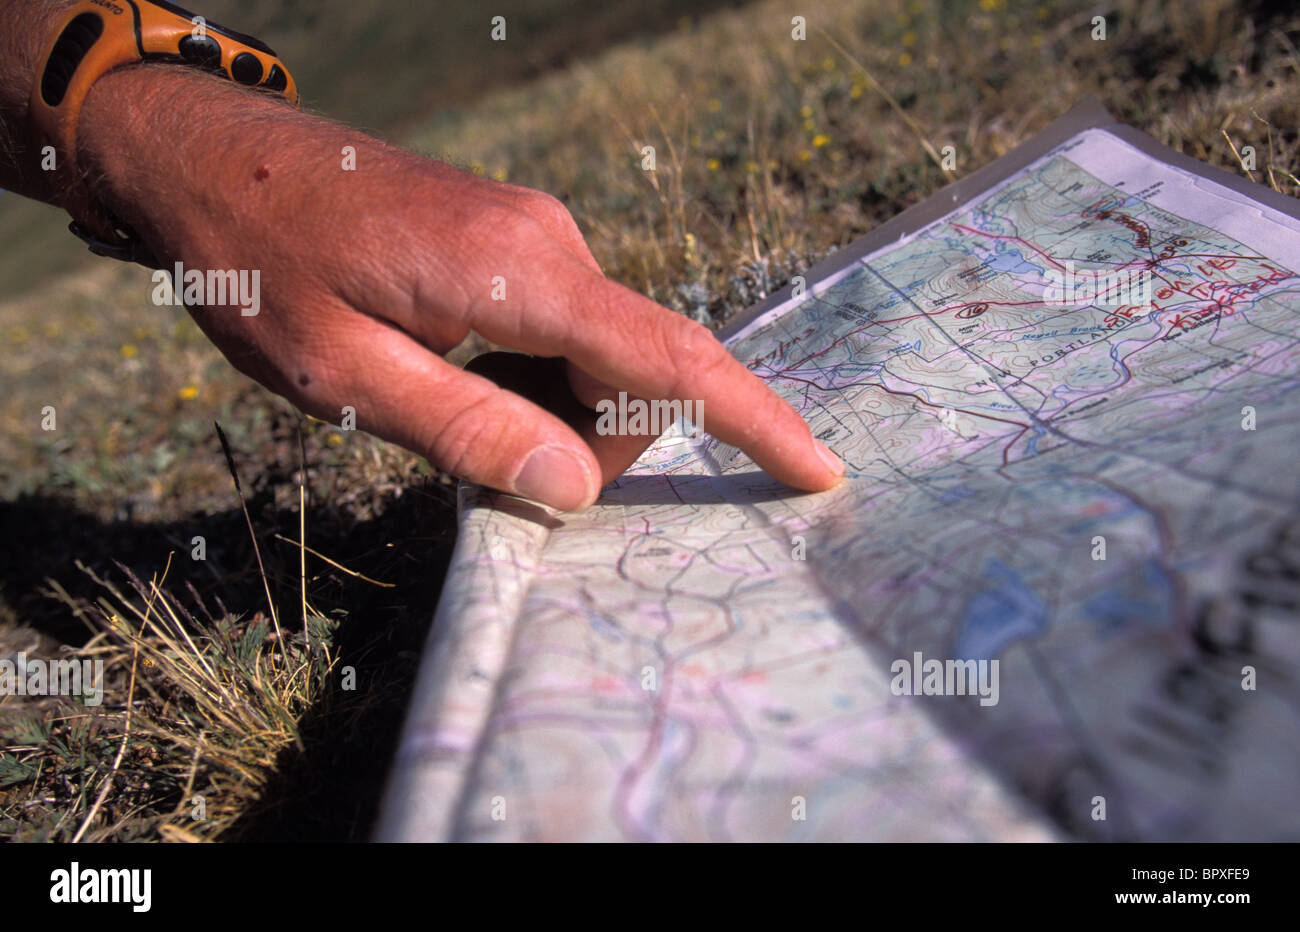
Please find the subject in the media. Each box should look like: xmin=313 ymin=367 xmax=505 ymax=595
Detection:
xmin=379 ymin=103 xmax=1300 ymax=842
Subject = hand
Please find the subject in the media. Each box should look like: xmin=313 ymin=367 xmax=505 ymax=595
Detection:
xmin=76 ymin=65 xmax=846 ymax=510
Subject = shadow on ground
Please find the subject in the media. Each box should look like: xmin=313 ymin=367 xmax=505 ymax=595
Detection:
xmin=0 ymin=473 xmax=459 ymax=841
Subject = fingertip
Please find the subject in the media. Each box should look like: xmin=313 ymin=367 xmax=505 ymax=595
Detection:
xmin=813 ymin=438 xmax=845 ymax=483
xmin=760 ymin=436 xmax=845 ymax=493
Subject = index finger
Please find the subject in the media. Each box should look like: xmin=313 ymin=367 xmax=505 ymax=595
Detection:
xmin=464 ymin=250 xmax=846 ymax=492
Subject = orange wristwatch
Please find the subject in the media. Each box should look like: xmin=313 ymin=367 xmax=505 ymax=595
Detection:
xmin=30 ymin=0 xmax=299 ymax=268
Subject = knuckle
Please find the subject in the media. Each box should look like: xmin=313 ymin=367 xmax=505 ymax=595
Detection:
xmin=496 ymin=204 xmax=537 ymax=241
xmin=666 ymin=317 xmax=728 ymax=396
xmin=471 ymin=202 xmax=541 ymax=248
xmin=425 ymin=392 xmax=505 ymax=480
xmin=523 ymin=190 xmax=573 ymax=226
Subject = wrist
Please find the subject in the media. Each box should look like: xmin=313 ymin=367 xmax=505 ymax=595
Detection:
xmin=77 ymin=62 xmax=301 ymax=262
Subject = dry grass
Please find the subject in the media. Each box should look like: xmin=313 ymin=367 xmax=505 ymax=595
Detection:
xmin=42 ymin=552 xmax=330 ymax=841
xmin=2 ymin=0 xmax=1297 ymax=841
xmin=412 ymin=0 xmax=1299 ymax=319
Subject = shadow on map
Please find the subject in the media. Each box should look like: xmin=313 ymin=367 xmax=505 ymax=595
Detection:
xmin=604 ymin=471 xmax=812 ymax=507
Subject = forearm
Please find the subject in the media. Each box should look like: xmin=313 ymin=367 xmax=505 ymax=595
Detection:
xmin=78 ymin=63 xmax=315 ymax=263
xmin=75 ymin=60 xmax=465 ymax=275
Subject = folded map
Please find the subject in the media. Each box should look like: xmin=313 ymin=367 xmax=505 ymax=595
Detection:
xmin=378 ymin=99 xmax=1300 ymax=842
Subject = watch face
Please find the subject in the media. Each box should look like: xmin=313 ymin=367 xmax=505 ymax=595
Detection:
xmin=148 ymin=0 xmax=276 ymax=55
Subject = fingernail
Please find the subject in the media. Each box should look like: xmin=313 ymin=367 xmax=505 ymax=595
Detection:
xmin=513 ymin=445 xmax=595 ymax=511
xmin=813 ymin=438 xmax=845 ymax=477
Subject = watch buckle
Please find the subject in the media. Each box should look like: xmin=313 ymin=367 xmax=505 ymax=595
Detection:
xmin=68 ymin=219 xmax=162 ymax=269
